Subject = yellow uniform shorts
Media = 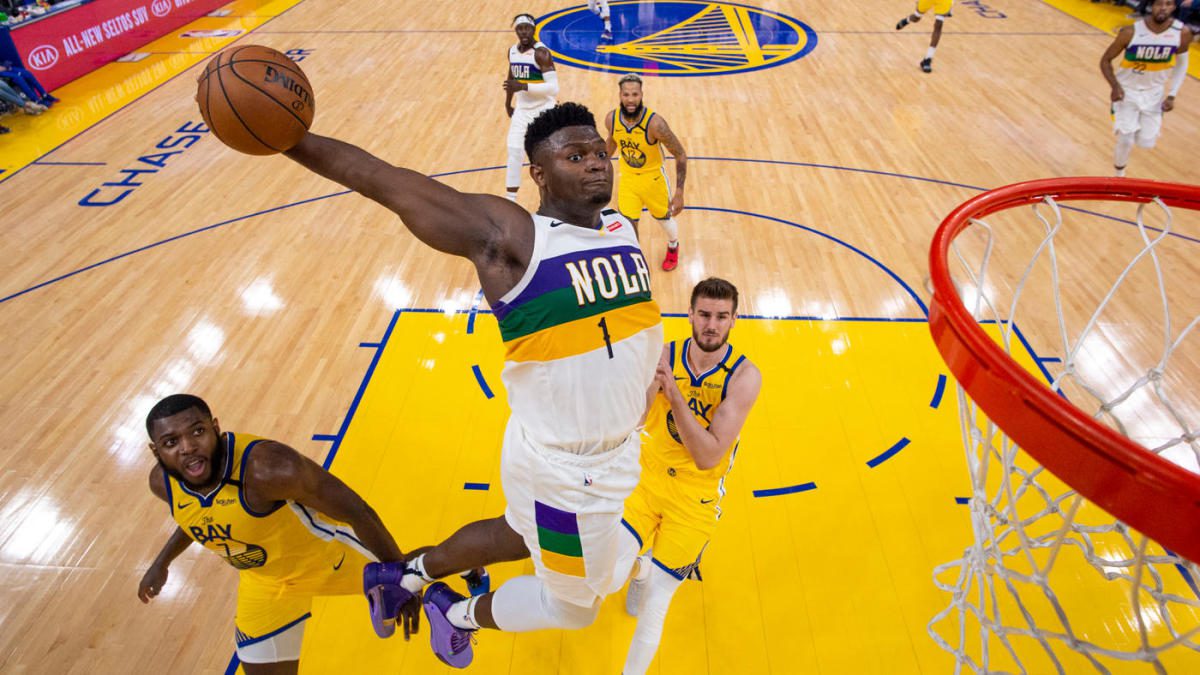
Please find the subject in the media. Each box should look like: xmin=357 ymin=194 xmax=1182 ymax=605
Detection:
xmin=916 ymin=0 xmax=953 ymax=16
xmin=622 ymin=458 xmax=721 ymax=580
xmin=617 ymin=167 xmax=672 ymax=221
xmin=235 ymin=543 xmax=371 ymax=652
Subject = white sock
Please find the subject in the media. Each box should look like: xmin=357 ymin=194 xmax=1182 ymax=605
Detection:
xmin=400 ymin=554 xmax=434 ymax=594
xmin=1114 ymin=132 xmax=1134 ymax=174
xmin=925 ymin=46 xmax=937 ymax=60
xmin=604 ymin=17 xmax=612 ymax=30
xmin=656 ymin=217 xmax=678 ymax=242
xmin=447 ymin=596 xmax=481 ymax=630
xmin=622 ymin=564 xmax=684 ymax=675
xmin=505 ymin=191 xmax=518 ymax=202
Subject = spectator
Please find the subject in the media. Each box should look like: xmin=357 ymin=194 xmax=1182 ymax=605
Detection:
xmin=1 ymin=60 xmax=56 ymax=105
xmin=0 ymin=78 xmax=46 ymax=114
xmin=1180 ymin=0 xmax=1200 ymax=26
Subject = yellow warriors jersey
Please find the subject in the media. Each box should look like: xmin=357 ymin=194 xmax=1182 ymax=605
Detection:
xmin=164 ymin=432 xmax=369 ymax=584
xmin=1117 ymin=19 xmax=1184 ymax=91
xmin=493 ymin=210 xmax=663 ymax=455
xmin=643 ymin=338 xmax=747 ymax=483
xmin=612 ymin=107 xmax=664 ymax=175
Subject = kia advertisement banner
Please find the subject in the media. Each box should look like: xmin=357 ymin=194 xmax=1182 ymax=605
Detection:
xmin=10 ymin=0 xmax=228 ymax=91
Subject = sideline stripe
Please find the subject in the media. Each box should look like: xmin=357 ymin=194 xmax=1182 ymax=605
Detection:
xmin=31 ymin=161 xmax=107 ymax=166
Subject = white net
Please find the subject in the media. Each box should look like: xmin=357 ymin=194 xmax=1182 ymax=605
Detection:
xmin=928 ymin=191 xmax=1200 ymax=674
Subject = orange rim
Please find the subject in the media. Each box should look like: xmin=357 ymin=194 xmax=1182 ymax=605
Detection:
xmin=928 ymin=177 xmax=1200 ymax=563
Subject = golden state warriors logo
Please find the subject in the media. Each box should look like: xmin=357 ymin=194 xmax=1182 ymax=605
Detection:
xmin=620 ymin=139 xmax=647 ymax=168
xmin=537 ymin=1 xmax=816 ymax=77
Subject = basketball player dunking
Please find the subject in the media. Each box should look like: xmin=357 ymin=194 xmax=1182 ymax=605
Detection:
xmin=138 ymin=394 xmax=415 ymax=675
xmin=272 ymin=103 xmax=662 ymax=668
xmin=503 ymin=13 xmax=558 ymax=202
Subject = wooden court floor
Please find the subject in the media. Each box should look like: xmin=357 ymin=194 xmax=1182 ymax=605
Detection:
xmin=1 ymin=0 xmax=1198 ymax=673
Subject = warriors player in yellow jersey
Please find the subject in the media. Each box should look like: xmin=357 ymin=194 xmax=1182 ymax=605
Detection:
xmin=621 ymin=278 xmax=762 ymax=675
xmin=604 ymin=73 xmax=689 ymax=271
xmin=1101 ymin=0 xmax=1192 ymax=176
xmin=895 ymin=0 xmax=954 ymax=73
xmin=137 ymin=394 xmax=418 ymax=674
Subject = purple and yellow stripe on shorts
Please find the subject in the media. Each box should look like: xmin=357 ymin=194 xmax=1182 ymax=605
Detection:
xmin=535 ymin=501 xmax=586 ymax=577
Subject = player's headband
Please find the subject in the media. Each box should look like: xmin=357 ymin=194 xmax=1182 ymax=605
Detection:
xmin=513 ymin=15 xmax=535 ymax=28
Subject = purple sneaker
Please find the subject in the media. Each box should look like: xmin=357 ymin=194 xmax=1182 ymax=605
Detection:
xmin=363 ymin=561 xmax=413 ymax=638
xmin=423 ymin=582 xmax=476 ymax=668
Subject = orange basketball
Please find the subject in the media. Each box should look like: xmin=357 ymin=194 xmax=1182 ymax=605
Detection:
xmin=196 ymin=45 xmax=315 ymax=156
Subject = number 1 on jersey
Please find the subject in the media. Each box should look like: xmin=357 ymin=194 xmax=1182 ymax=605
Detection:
xmin=597 ymin=316 xmax=614 ymax=359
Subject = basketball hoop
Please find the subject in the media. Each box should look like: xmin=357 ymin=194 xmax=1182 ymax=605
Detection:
xmin=927 ymin=177 xmax=1200 ymax=672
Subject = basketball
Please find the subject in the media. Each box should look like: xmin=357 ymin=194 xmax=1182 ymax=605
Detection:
xmin=196 ymin=45 xmax=315 ymax=156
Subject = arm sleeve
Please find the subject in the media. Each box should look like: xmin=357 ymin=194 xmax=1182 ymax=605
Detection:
xmin=1169 ymin=51 xmax=1189 ymax=97
xmin=525 ymin=70 xmax=559 ymax=97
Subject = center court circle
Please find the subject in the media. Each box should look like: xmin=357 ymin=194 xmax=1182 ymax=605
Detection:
xmin=536 ymin=1 xmax=817 ymax=77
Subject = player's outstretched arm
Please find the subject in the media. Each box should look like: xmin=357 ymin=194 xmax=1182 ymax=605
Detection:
xmin=243 ymin=441 xmax=405 ymax=564
xmin=284 ymin=133 xmax=501 ymax=260
xmin=244 ymin=441 xmax=421 ymax=638
xmin=649 ymin=115 xmax=687 ymax=216
xmin=139 ymin=466 xmax=195 ymax=603
xmin=1100 ymin=27 xmax=1134 ymax=102
xmin=656 ymin=359 xmax=761 ymax=470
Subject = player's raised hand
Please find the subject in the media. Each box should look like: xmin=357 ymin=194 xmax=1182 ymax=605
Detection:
xmin=399 ymin=591 xmax=422 ymax=640
xmin=654 ymin=361 xmax=680 ymax=401
xmin=138 ymin=563 xmax=168 ymax=603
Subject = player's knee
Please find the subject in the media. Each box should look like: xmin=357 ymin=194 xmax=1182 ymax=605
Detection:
xmin=1135 ymin=131 xmax=1157 ymax=148
xmin=550 ymin=596 xmax=601 ymax=629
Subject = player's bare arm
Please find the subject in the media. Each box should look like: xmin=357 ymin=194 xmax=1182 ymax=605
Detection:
xmin=284 ymin=134 xmax=532 ymax=301
xmin=1164 ymin=27 xmax=1194 ymax=112
xmin=655 ymin=359 xmax=761 ymax=470
xmin=505 ymin=64 xmax=515 ymax=117
xmin=242 ymin=440 xmax=421 ymax=639
xmin=138 ymin=465 xmax=195 ymax=603
xmin=1101 ymin=27 xmax=1134 ymax=101
xmin=648 ymin=115 xmax=687 ymax=216
xmin=243 ymin=441 xmax=404 ymax=563
xmin=535 ymin=47 xmax=555 ymax=76
xmin=604 ymin=109 xmax=617 ymax=158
